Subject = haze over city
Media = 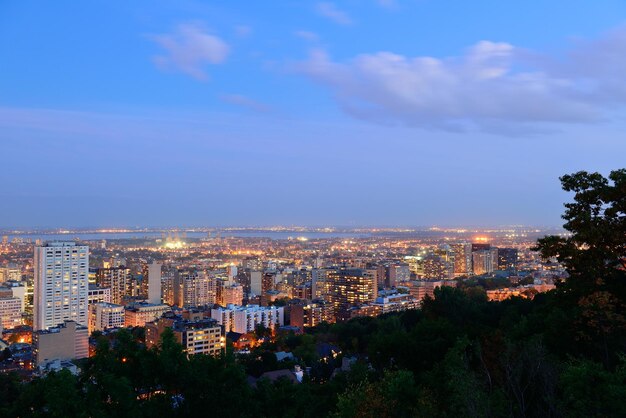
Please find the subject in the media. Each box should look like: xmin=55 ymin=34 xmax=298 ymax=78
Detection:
xmin=3 ymin=1 xmax=626 ymax=227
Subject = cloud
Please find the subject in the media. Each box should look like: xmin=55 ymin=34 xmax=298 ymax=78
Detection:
xmin=220 ymin=94 xmax=271 ymax=113
xmin=150 ymin=23 xmax=229 ymax=80
xmin=295 ymin=30 xmax=320 ymax=42
xmin=316 ymin=2 xmax=352 ymax=25
xmin=293 ymin=27 xmax=626 ymax=133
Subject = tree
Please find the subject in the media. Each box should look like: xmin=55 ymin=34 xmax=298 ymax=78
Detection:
xmin=535 ymin=169 xmax=626 ymax=297
xmin=535 ymin=169 xmax=626 ymax=366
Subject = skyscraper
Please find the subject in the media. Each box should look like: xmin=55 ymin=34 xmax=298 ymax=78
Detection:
xmin=174 ymin=270 xmax=216 ymax=307
xmin=327 ymin=268 xmax=377 ymax=321
xmin=451 ymin=243 xmax=473 ymax=276
xmin=96 ymin=266 xmax=130 ymax=305
xmin=472 ymin=249 xmax=498 ymax=275
xmin=147 ymin=262 xmax=162 ymax=304
xmin=34 ymin=242 xmax=89 ymax=331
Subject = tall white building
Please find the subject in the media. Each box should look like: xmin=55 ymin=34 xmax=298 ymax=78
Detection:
xmin=34 ymin=242 xmax=89 ymax=331
xmin=147 ymin=262 xmax=162 ymax=304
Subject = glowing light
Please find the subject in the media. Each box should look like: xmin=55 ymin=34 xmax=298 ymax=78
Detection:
xmin=473 ymin=236 xmax=490 ymax=243
xmin=164 ymin=241 xmax=185 ymax=249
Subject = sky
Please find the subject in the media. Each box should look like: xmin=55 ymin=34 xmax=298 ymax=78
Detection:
xmin=1 ymin=0 xmax=626 ymax=228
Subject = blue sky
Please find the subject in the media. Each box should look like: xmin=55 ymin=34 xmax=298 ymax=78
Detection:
xmin=2 ymin=0 xmax=626 ymax=228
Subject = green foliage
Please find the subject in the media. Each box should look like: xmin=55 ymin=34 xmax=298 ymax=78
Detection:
xmin=560 ymin=357 xmax=626 ymax=417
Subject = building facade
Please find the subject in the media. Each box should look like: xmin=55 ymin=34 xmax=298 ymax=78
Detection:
xmin=211 ymin=304 xmax=284 ymax=333
xmin=34 ymin=242 xmax=89 ymax=330
xmin=32 ymin=320 xmax=89 ymax=367
xmin=88 ymin=302 xmax=125 ymax=332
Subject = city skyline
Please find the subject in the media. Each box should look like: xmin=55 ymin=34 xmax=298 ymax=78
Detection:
xmin=3 ymin=1 xmax=626 ymax=227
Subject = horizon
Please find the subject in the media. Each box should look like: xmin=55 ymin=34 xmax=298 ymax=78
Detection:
xmin=0 ymin=224 xmax=565 ymax=231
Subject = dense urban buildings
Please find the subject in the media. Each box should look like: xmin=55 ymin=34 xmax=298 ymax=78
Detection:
xmin=0 ymin=226 xmax=563 ymax=379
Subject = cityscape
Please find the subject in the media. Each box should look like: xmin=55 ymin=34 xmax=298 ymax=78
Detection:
xmin=3 ymin=1 xmax=626 ymax=417
xmin=0 ymin=226 xmax=570 ymax=391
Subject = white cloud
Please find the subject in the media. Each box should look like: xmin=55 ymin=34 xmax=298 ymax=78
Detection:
xmin=150 ymin=23 xmax=229 ymax=80
xmin=316 ymin=2 xmax=352 ymax=25
xmin=294 ymin=27 xmax=626 ymax=133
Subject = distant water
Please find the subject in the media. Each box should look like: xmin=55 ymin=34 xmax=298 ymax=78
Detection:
xmin=6 ymin=231 xmax=368 ymax=241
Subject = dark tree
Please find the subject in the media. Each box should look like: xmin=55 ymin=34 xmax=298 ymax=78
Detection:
xmin=535 ymin=169 xmax=626 ymax=296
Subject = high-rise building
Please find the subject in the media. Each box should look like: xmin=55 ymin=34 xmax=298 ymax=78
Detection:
xmin=472 ymin=249 xmax=498 ymax=275
xmin=423 ymin=254 xmax=454 ymax=280
xmin=385 ymin=263 xmax=410 ymax=287
xmin=497 ymin=248 xmax=518 ymax=271
xmin=289 ymin=299 xmax=334 ymax=330
xmin=147 ymin=262 xmax=162 ymax=304
xmin=311 ymin=268 xmax=335 ymax=300
xmin=250 ymin=271 xmax=262 ymax=296
xmin=221 ymin=284 xmax=244 ymax=306
xmin=327 ymin=268 xmax=377 ymax=321
xmin=262 ymin=272 xmax=275 ymax=294
xmin=96 ymin=266 xmax=130 ymax=305
xmin=34 ymin=242 xmax=89 ymax=331
xmin=161 ymin=269 xmax=177 ymax=306
xmin=451 ymin=243 xmax=473 ymax=276
xmin=174 ymin=270 xmax=216 ymax=308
